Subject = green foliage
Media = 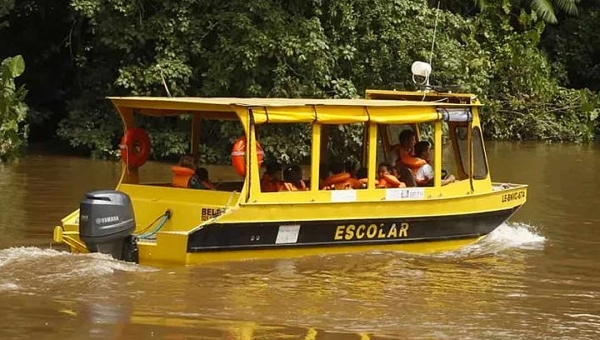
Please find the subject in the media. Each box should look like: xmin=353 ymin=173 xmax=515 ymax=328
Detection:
xmin=0 ymin=55 xmax=28 ymax=161
xmin=60 ymin=0 xmax=490 ymax=161
xmin=542 ymin=6 xmax=600 ymax=91
xmin=49 ymin=0 xmax=599 ymax=162
xmin=0 ymin=0 xmax=15 ymax=28
xmin=471 ymin=3 xmax=599 ymax=142
xmin=439 ymin=0 xmax=579 ymax=23
xmin=56 ymin=97 xmax=122 ymax=159
xmin=258 ymin=124 xmax=312 ymax=164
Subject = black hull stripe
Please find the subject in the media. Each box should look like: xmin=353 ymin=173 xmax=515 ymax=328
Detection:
xmin=187 ymin=207 xmax=518 ymax=253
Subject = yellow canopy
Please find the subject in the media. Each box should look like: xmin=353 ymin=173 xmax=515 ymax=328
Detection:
xmin=109 ymin=97 xmax=481 ymax=125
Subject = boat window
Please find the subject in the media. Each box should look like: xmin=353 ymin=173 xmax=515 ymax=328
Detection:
xmin=379 ymin=124 xmax=414 ymax=166
xmin=418 ymin=123 xmax=434 ymax=143
xmin=256 ymin=123 xmax=312 ymax=192
xmin=319 ymin=123 xmax=365 ymax=190
xmin=374 ymin=124 xmax=417 ymax=188
xmin=472 ymin=127 xmax=488 ymax=179
xmin=454 ymin=125 xmax=488 ymax=179
xmin=455 ymin=125 xmax=469 ymax=177
xmin=414 ymin=122 xmax=455 ymax=187
xmin=130 ymin=117 xmax=248 ymax=191
xmin=441 ymin=121 xmax=459 ymax=180
xmin=376 ymin=126 xmax=386 ymax=164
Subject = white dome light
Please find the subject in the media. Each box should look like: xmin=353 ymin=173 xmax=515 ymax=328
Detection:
xmin=411 ymin=61 xmax=432 ymax=88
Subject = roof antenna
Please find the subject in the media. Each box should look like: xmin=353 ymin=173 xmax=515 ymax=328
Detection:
xmin=411 ymin=1 xmax=441 ymax=95
xmin=429 ymin=1 xmax=441 ymax=66
xmin=158 ymin=66 xmax=172 ymax=97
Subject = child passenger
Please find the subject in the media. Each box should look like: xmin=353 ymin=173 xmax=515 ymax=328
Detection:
xmin=172 ymin=154 xmax=197 ymax=188
xmin=376 ymin=162 xmax=406 ymax=188
xmin=281 ymin=165 xmax=307 ymax=191
xmin=261 ymin=162 xmax=283 ymax=192
xmin=191 ymin=167 xmax=216 ymax=190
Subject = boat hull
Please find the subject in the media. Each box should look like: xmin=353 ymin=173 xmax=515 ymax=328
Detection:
xmin=182 ymin=207 xmax=519 ymax=261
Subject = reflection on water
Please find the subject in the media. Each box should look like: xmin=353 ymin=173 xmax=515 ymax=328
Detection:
xmin=1 ymin=142 xmax=600 ymax=339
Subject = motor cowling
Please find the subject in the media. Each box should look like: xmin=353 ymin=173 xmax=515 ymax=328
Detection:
xmin=79 ymin=190 xmax=138 ymax=263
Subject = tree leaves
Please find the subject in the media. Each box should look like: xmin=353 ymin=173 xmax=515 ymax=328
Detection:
xmin=54 ymin=0 xmax=598 ymax=161
xmin=0 ymin=55 xmax=28 ymax=162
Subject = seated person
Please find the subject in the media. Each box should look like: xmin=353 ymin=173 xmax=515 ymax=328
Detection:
xmin=318 ymin=163 xmax=330 ymax=188
xmin=391 ymin=129 xmax=426 ymax=175
xmin=356 ymin=167 xmax=368 ymax=188
xmin=190 ymin=167 xmax=216 ymax=190
xmin=395 ymin=163 xmax=417 ymax=187
xmin=281 ymin=165 xmax=307 ymax=191
xmin=376 ymin=162 xmax=406 ymax=188
xmin=261 ymin=162 xmax=283 ymax=192
xmin=171 ymin=154 xmax=197 ymax=188
xmin=321 ymin=162 xmax=359 ymax=190
xmin=344 ymin=160 xmax=358 ymax=178
xmin=413 ymin=141 xmax=455 ymax=186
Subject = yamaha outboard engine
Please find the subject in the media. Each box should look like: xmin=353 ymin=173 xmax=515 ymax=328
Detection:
xmin=79 ymin=190 xmax=138 ymax=263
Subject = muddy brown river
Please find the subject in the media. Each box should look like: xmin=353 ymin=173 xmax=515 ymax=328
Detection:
xmin=1 ymin=142 xmax=599 ymax=339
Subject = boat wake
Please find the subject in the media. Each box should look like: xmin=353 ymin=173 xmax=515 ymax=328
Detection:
xmin=0 ymin=247 xmax=155 ymax=294
xmin=442 ymin=221 xmax=546 ymax=258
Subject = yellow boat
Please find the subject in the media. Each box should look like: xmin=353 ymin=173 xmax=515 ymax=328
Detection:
xmin=53 ymin=76 xmax=527 ymax=266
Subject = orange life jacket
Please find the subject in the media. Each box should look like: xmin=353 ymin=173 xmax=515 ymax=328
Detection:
xmin=171 ymin=166 xmax=195 ymax=188
xmin=397 ymin=148 xmax=426 ymax=170
xmin=395 ymin=149 xmax=426 ymax=179
xmin=377 ymin=174 xmax=406 ymax=188
xmin=261 ymin=173 xmax=283 ymax=192
xmin=348 ymin=178 xmax=363 ymax=189
xmin=281 ymin=180 xmax=307 ymax=191
xmin=322 ymin=172 xmax=353 ymax=190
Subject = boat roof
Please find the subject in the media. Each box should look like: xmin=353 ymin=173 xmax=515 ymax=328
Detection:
xmin=366 ymin=89 xmax=476 ymax=100
xmin=109 ymin=96 xmax=482 ymax=124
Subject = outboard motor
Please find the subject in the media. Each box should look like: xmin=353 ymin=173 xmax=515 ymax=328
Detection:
xmin=79 ymin=190 xmax=138 ymax=263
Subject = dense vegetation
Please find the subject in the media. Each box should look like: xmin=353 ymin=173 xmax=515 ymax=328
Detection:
xmin=0 ymin=55 xmax=28 ymax=161
xmin=0 ymin=0 xmax=599 ymax=163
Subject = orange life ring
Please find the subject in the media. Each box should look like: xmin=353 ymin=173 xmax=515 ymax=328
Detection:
xmin=378 ymin=174 xmax=405 ymax=188
xmin=120 ymin=128 xmax=151 ymax=168
xmin=231 ymin=136 xmax=264 ymax=177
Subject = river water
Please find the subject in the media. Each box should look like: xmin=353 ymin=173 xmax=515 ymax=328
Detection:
xmin=0 ymin=142 xmax=599 ymax=339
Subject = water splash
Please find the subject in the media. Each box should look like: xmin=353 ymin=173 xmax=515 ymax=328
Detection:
xmin=444 ymin=222 xmax=546 ymax=258
xmin=0 ymin=282 xmax=20 ymax=292
xmin=483 ymin=222 xmax=546 ymax=249
xmin=0 ymin=247 xmax=156 ymax=294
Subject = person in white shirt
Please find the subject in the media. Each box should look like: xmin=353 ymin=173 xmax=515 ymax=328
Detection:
xmin=413 ymin=141 xmax=455 ymax=186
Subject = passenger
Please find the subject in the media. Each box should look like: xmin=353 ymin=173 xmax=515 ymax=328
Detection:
xmin=191 ymin=167 xmax=216 ymax=190
xmin=319 ymin=163 xmax=330 ymax=188
xmin=395 ymin=164 xmax=417 ymax=187
xmin=344 ymin=160 xmax=358 ymax=178
xmin=281 ymin=165 xmax=307 ymax=191
xmin=356 ymin=167 xmax=368 ymax=188
xmin=261 ymin=162 xmax=283 ymax=192
xmin=345 ymin=160 xmax=363 ymax=188
xmin=413 ymin=141 xmax=455 ymax=186
xmin=377 ymin=162 xmax=406 ymax=188
xmin=393 ymin=129 xmax=426 ymax=175
xmin=171 ymin=154 xmax=197 ymax=188
xmin=322 ymin=162 xmax=355 ymax=190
